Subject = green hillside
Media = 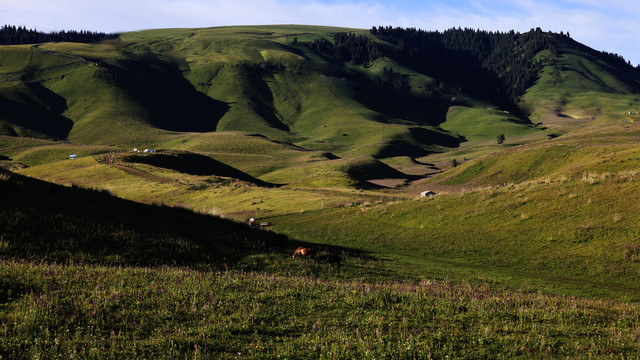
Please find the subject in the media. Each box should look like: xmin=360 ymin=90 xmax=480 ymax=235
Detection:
xmin=5 ymin=166 xmax=640 ymax=358
xmin=5 ymin=150 xmax=640 ymax=358
xmin=0 ymin=26 xmax=548 ymax=164
xmin=4 ymin=24 xmax=640 ymax=358
xmin=271 ymin=171 xmax=640 ymax=300
xmin=1 ymin=25 xmax=638 ymax=190
xmin=524 ymin=36 xmax=640 ymax=126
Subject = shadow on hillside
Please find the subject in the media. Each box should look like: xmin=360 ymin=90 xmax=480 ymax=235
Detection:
xmin=100 ymin=55 xmax=229 ymax=132
xmin=374 ymin=127 xmax=464 ymax=159
xmin=0 ymin=169 xmax=371 ymax=271
xmin=234 ymin=63 xmax=291 ymax=132
xmin=345 ymin=159 xmax=421 ymax=190
xmin=562 ymin=37 xmax=640 ymax=93
xmin=351 ymin=79 xmax=451 ymax=126
xmin=125 ymin=152 xmax=281 ymax=187
xmin=0 ymin=82 xmax=73 ymax=140
xmin=408 ymin=127 xmax=465 ymax=149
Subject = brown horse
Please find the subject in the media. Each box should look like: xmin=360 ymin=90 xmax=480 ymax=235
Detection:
xmin=292 ymin=247 xmax=314 ymax=259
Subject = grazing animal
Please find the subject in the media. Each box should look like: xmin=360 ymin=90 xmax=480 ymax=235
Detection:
xmin=317 ymin=254 xmax=342 ymax=266
xmin=292 ymin=247 xmax=314 ymax=259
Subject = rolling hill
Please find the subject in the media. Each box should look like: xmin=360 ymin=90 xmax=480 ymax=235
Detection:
xmin=2 ymin=23 xmax=640 ymax=294
xmin=4 ymin=24 xmax=640 ymax=358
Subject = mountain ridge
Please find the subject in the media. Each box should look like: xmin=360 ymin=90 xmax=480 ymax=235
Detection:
xmin=0 ymin=24 xmax=639 ymax=190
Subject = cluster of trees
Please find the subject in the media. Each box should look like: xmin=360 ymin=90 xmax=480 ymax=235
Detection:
xmin=332 ymin=32 xmax=380 ymax=64
xmin=600 ymin=50 xmax=639 ymax=69
xmin=307 ymin=27 xmax=556 ymax=103
xmin=312 ymin=26 xmax=640 ymax=103
xmin=307 ymin=27 xmax=576 ymax=104
xmin=0 ymin=25 xmax=118 ymax=45
xmin=309 ymin=33 xmax=378 ymax=66
xmin=368 ymin=66 xmax=410 ymax=89
xmin=373 ymin=26 xmax=553 ymax=102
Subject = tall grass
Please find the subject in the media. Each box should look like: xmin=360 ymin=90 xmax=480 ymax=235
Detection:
xmin=3 ymin=262 xmax=640 ymax=359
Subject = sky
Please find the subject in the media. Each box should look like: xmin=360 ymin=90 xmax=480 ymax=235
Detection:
xmin=2 ymin=0 xmax=639 ymax=65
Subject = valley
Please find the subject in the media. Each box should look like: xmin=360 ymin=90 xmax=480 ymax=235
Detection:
xmin=2 ymin=24 xmax=640 ymax=358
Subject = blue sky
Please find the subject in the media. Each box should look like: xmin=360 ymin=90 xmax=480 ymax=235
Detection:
xmin=2 ymin=0 xmax=639 ymax=65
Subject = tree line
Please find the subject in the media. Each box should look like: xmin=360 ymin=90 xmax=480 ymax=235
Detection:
xmin=0 ymin=25 xmax=119 ymax=45
xmin=309 ymin=27 xmax=556 ymax=103
xmin=307 ymin=26 xmax=640 ymax=104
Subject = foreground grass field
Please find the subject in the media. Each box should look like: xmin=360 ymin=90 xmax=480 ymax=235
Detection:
xmin=4 ymin=262 xmax=640 ymax=359
xmin=4 ymin=164 xmax=640 ymax=358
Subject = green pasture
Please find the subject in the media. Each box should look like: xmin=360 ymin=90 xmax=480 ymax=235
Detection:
xmin=270 ymin=173 xmax=640 ymax=301
xmin=430 ymin=136 xmax=640 ymax=187
xmin=0 ymin=24 xmax=489 ymax=164
xmin=441 ymin=106 xmax=542 ymax=140
xmin=3 ymin=169 xmax=640 ymax=358
xmin=4 ymin=24 xmax=640 ymax=358
xmin=16 ymin=154 xmax=396 ymax=219
xmin=4 ymin=262 xmax=640 ymax=359
xmin=523 ymin=37 xmax=640 ymax=129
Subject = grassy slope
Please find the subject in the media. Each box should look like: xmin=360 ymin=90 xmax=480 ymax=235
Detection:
xmin=259 ymin=34 xmax=640 ymax=294
xmin=523 ymin=38 xmax=640 ymax=129
xmin=3 ymin=170 xmax=640 ymax=358
xmin=429 ymin=139 xmax=640 ymax=187
xmin=423 ymin=34 xmax=640 ymax=188
xmin=0 ymin=25 xmax=543 ymax=158
xmin=6 ymin=262 xmax=640 ymax=359
xmin=271 ymin=172 xmax=640 ymax=300
xmin=441 ymin=106 xmax=541 ymax=140
xmin=5 ymin=26 xmax=640 ymax=357
xmin=119 ymin=25 xmax=404 ymax=152
xmin=17 ymin=154 xmax=403 ymax=219
xmin=0 ymin=26 xmax=478 ymax=190
xmin=4 ymin=26 xmax=640 ymax=275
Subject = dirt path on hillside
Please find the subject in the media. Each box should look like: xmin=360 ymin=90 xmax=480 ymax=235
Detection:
xmin=111 ymin=164 xmax=169 ymax=183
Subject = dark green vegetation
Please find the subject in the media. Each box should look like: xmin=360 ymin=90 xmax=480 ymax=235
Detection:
xmin=0 ymin=25 xmax=118 ymax=45
xmin=0 ymin=169 xmax=283 ymax=267
xmin=320 ymin=27 xmax=551 ymax=104
xmin=3 ymin=24 xmax=640 ymax=358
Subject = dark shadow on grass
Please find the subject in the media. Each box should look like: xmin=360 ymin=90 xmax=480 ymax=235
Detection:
xmin=125 ymin=152 xmax=281 ymax=187
xmin=100 ymin=56 xmax=229 ymax=132
xmin=408 ymin=127 xmax=464 ymax=148
xmin=0 ymin=82 xmax=73 ymax=140
xmin=0 ymin=168 xmax=379 ymax=275
xmin=0 ymin=169 xmax=292 ymax=269
xmin=0 ymin=279 xmax=35 ymax=305
xmin=350 ymin=78 xmax=452 ymax=127
xmin=344 ymin=158 xmax=421 ymax=190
